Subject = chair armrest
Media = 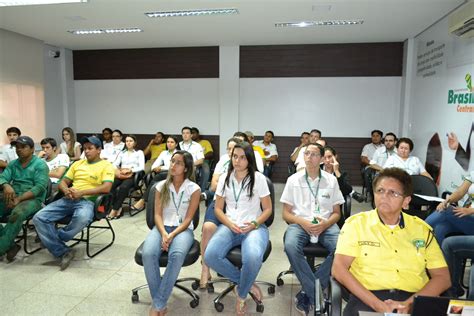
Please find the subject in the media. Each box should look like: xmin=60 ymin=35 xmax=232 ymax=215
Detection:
xmin=94 ymin=193 xmax=112 ymax=220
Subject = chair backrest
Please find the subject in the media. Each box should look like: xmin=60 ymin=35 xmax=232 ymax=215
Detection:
xmin=145 ymin=181 xmax=200 ymax=231
xmin=411 ymin=175 xmax=438 ymax=197
xmin=134 ymin=170 xmax=145 ymax=188
xmin=263 ymin=176 xmax=275 ymax=227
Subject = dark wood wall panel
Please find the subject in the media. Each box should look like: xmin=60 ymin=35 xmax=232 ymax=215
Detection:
xmin=240 ymin=43 xmax=403 ymax=77
xmin=73 ymin=46 xmax=219 ymax=80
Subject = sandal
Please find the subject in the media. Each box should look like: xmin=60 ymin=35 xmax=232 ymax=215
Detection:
xmin=199 ymin=269 xmax=212 ymax=290
xmin=233 ymin=289 xmax=247 ymax=316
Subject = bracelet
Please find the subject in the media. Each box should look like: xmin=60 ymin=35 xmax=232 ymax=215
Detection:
xmin=251 ymin=220 xmax=260 ymax=228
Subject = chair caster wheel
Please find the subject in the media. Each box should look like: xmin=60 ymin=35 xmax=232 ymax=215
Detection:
xmin=190 ymin=299 xmax=199 ymax=308
xmin=277 ymin=278 xmax=284 ymax=286
xmin=207 ymin=284 xmax=215 ymax=293
xmin=268 ymin=286 xmax=275 ymax=295
xmin=256 ymin=303 xmax=264 ymax=313
xmin=191 ymin=280 xmax=199 ymax=290
xmin=131 ymin=292 xmax=139 ymax=303
xmin=214 ymin=302 xmax=224 ymax=312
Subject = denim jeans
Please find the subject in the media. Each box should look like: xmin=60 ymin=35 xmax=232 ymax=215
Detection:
xmin=142 ymin=226 xmax=194 ymax=311
xmin=284 ymin=223 xmax=340 ymax=304
xmin=33 ymin=197 xmax=94 ymax=257
xmin=204 ymin=224 xmax=269 ymax=299
xmin=203 ymin=200 xmax=221 ymax=226
xmin=441 ymin=235 xmax=474 ymax=297
xmin=197 ymin=161 xmax=211 ymax=192
xmin=425 ymin=206 xmax=474 ymax=244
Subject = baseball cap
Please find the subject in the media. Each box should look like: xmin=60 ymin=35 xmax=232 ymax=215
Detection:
xmin=81 ymin=136 xmax=102 ymax=149
xmin=13 ymin=136 xmax=34 ymax=147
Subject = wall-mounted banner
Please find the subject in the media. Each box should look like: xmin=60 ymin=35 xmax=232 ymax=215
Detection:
xmin=447 ymin=73 xmax=474 ymax=113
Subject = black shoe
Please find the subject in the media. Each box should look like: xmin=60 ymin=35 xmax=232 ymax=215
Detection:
xmin=352 ymin=192 xmax=365 ymax=203
xmin=6 ymin=243 xmax=21 ymax=262
xmin=60 ymin=249 xmax=75 ymax=271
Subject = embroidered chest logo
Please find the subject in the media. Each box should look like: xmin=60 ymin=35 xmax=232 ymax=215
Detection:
xmin=321 ymin=193 xmax=330 ymax=199
xmin=412 ymin=239 xmax=426 ymax=249
xmin=358 ymin=241 xmax=380 ymax=247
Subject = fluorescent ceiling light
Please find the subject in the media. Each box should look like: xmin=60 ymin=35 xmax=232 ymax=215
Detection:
xmin=145 ymin=8 xmax=238 ymax=18
xmin=275 ymin=19 xmax=364 ymax=28
xmin=68 ymin=28 xmax=143 ymax=35
xmin=0 ymin=0 xmax=86 ymax=6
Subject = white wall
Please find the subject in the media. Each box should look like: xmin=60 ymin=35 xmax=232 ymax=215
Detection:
xmin=407 ymin=14 xmax=474 ymax=194
xmin=74 ymin=78 xmax=220 ymax=135
xmin=239 ymin=77 xmax=402 ymax=137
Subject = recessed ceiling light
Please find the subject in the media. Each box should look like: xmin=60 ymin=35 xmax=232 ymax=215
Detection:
xmin=68 ymin=28 xmax=143 ymax=35
xmin=275 ymin=19 xmax=364 ymax=28
xmin=0 ymin=0 xmax=86 ymax=7
xmin=145 ymin=8 xmax=238 ymax=18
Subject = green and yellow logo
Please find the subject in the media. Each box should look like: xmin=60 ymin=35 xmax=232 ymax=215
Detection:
xmin=447 ymin=73 xmax=474 ymax=105
xmin=467 ymin=73 xmax=472 ymax=91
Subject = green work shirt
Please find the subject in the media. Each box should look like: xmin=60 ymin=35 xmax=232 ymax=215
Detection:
xmin=0 ymin=155 xmax=49 ymax=203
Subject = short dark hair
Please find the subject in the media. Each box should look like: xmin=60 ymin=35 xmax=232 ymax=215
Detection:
xmin=102 ymin=127 xmax=112 ymax=134
xmin=227 ymin=137 xmax=242 ymax=145
xmin=233 ymin=131 xmax=250 ymax=143
xmin=310 ymin=129 xmax=321 ymax=136
xmin=323 ymin=145 xmax=337 ymax=156
xmin=397 ymin=137 xmax=414 ymax=151
xmin=385 ymin=132 xmax=397 ymax=141
xmin=6 ymin=127 xmax=21 ymax=135
xmin=306 ymin=142 xmax=324 ymax=156
xmin=265 ymin=130 xmax=274 ymax=138
xmin=181 ymin=126 xmax=192 ymax=133
xmin=191 ymin=127 xmax=200 ymax=134
xmin=40 ymin=137 xmax=57 ymax=148
xmin=301 ymin=132 xmax=310 ymax=137
xmin=371 ymin=130 xmax=383 ymax=137
xmin=112 ymin=129 xmax=123 ymax=137
xmin=156 ymin=132 xmax=165 ymax=139
xmin=372 ymin=167 xmax=413 ymax=197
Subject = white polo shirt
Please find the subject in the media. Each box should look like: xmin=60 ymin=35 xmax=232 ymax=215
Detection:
xmin=280 ymin=169 xmax=345 ymax=222
xmin=216 ymin=171 xmax=270 ymax=226
xmin=151 ymin=149 xmax=177 ymax=171
xmin=0 ymin=144 xmax=18 ymax=164
xmin=157 ymin=179 xmax=200 ymax=230
xmin=179 ymin=141 xmax=205 ymax=162
xmin=253 ymin=140 xmax=278 ymax=159
xmin=383 ymin=155 xmax=427 ymax=175
xmin=214 ymin=154 xmax=231 ymax=176
xmin=361 ymin=143 xmax=383 ymax=160
xmin=294 ymin=146 xmax=307 ymax=169
xmin=370 ymin=146 xmax=398 ymax=168
xmin=44 ymin=153 xmax=70 ymax=183
xmin=114 ymin=149 xmax=145 ymax=173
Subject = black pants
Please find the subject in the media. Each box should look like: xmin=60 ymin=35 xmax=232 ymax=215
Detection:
xmin=343 ymin=289 xmax=413 ymax=316
xmin=111 ymin=177 xmax=135 ymax=210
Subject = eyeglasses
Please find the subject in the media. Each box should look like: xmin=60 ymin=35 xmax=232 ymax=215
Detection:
xmin=374 ymin=188 xmax=404 ymax=199
xmin=304 ymin=151 xmax=320 ymax=158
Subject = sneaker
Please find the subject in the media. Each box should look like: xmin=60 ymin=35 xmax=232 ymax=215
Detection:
xmin=294 ymin=291 xmax=310 ymax=315
xmin=200 ymin=192 xmax=207 ymax=202
xmin=6 ymin=243 xmax=21 ymax=263
xmin=352 ymin=191 xmax=365 ymax=203
xmin=60 ymin=249 xmax=75 ymax=271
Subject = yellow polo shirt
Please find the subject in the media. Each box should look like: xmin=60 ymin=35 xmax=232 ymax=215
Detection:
xmin=198 ymin=139 xmax=213 ymax=156
xmin=253 ymin=145 xmax=265 ymax=159
xmin=150 ymin=143 xmax=166 ymax=160
xmin=335 ymin=209 xmax=447 ymax=293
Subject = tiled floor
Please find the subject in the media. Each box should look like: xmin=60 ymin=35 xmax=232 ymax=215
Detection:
xmin=0 ymin=184 xmax=373 ymax=315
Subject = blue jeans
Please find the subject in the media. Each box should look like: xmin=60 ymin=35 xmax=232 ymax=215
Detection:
xmin=203 ymin=200 xmax=221 ymax=226
xmin=441 ymin=235 xmax=474 ymax=297
xmin=425 ymin=206 xmax=474 ymax=244
xmin=204 ymin=224 xmax=269 ymax=299
xmin=197 ymin=161 xmax=211 ymax=191
xmin=33 ymin=198 xmax=94 ymax=257
xmin=284 ymin=223 xmax=340 ymax=304
xmin=142 ymin=226 xmax=194 ymax=311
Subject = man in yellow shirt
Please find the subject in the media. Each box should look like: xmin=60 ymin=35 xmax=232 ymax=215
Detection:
xmin=332 ymin=167 xmax=450 ymax=315
xmin=33 ymin=136 xmax=115 ymax=270
xmin=143 ymin=132 xmax=166 ymax=174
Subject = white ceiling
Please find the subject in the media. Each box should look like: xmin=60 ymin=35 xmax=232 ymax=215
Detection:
xmin=0 ymin=0 xmax=465 ymax=50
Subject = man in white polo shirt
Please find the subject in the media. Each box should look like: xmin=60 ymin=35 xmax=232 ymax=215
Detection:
xmin=294 ymin=129 xmax=322 ymax=171
xmin=254 ymin=130 xmax=279 ymax=178
xmin=369 ymin=132 xmax=398 ymax=172
xmin=38 ymin=137 xmax=70 ymax=191
xmin=179 ymin=126 xmax=206 ymax=189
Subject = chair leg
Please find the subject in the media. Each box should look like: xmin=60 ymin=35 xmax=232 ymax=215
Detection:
xmin=131 ymin=279 xmax=200 ymax=308
xmin=85 ymin=218 xmax=116 ymax=258
xmin=276 ymin=266 xmax=294 ymax=286
xmin=22 ymin=222 xmax=42 ymax=255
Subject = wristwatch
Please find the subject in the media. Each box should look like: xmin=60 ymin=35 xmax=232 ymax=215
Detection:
xmin=251 ymin=220 xmax=260 ymax=228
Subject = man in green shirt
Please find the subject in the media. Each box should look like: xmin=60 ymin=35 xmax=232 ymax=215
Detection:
xmin=0 ymin=136 xmax=49 ymax=261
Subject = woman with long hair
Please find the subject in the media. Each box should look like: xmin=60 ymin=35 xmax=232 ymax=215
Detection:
xmin=60 ymin=127 xmax=81 ymax=162
xmin=132 ymin=135 xmax=180 ymax=212
xmin=141 ymin=151 xmax=200 ymax=316
xmin=108 ymin=135 xmax=145 ymax=219
xmin=204 ymin=142 xmax=272 ymax=315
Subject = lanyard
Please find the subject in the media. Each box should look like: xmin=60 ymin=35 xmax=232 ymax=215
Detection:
xmin=182 ymin=142 xmax=192 ymax=151
xmin=305 ymin=170 xmax=321 ymax=214
xmin=232 ymin=179 xmax=245 ymax=209
xmin=171 ymin=191 xmax=184 ymax=223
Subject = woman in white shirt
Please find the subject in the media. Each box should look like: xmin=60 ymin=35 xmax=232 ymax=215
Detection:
xmin=142 ymin=151 xmax=200 ymax=316
xmin=204 ymin=142 xmax=272 ymax=315
xmin=383 ymin=137 xmax=433 ymax=179
xmin=108 ymin=135 xmax=145 ymax=219
xmin=132 ymin=136 xmax=180 ymax=212
xmin=60 ymin=127 xmax=81 ymax=162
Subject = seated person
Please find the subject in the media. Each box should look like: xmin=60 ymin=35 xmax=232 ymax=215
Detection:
xmin=245 ymin=131 xmax=266 ymax=161
xmin=108 ymin=135 xmax=145 ymax=219
xmin=191 ymin=127 xmax=214 ymax=190
xmin=441 ymin=235 xmax=474 ymax=298
xmin=233 ymin=132 xmax=264 ymax=173
xmin=290 ymin=132 xmax=310 ymax=163
xmin=425 ymin=171 xmax=474 ymax=244
xmin=332 ymin=167 xmax=450 ymax=315
xmin=199 ymin=137 xmax=240 ymax=289
xmin=33 ymin=136 xmax=114 ymax=270
xmin=0 ymin=127 xmax=21 ymax=171
xmin=38 ymin=137 xmax=70 ymax=191
xmin=143 ymin=132 xmax=166 ymax=174
xmin=142 ymin=151 xmax=200 ymax=316
xmin=101 ymin=127 xmax=113 ymax=153
xmin=254 ymin=130 xmax=278 ymax=178
xmin=383 ymin=137 xmax=433 ymax=179
xmin=131 ymin=136 xmax=179 ymax=212
xmin=281 ymin=143 xmax=344 ymax=315
xmin=369 ymin=132 xmax=398 ymax=172
xmin=60 ymin=127 xmax=82 ymax=162
xmin=295 ymin=129 xmax=322 ymax=171
xmin=0 ymin=136 xmax=49 ymax=261
xmin=179 ymin=127 xmax=205 ymax=188
xmin=322 ymin=146 xmax=364 ymax=203
xmin=102 ymin=129 xmax=125 ymax=163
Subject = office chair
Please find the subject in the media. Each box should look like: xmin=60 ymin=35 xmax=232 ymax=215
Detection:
xmin=406 ymin=175 xmax=439 ymax=219
xmin=206 ymin=176 xmax=276 ymax=313
xmin=131 ymin=183 xmax=201 ymax=308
